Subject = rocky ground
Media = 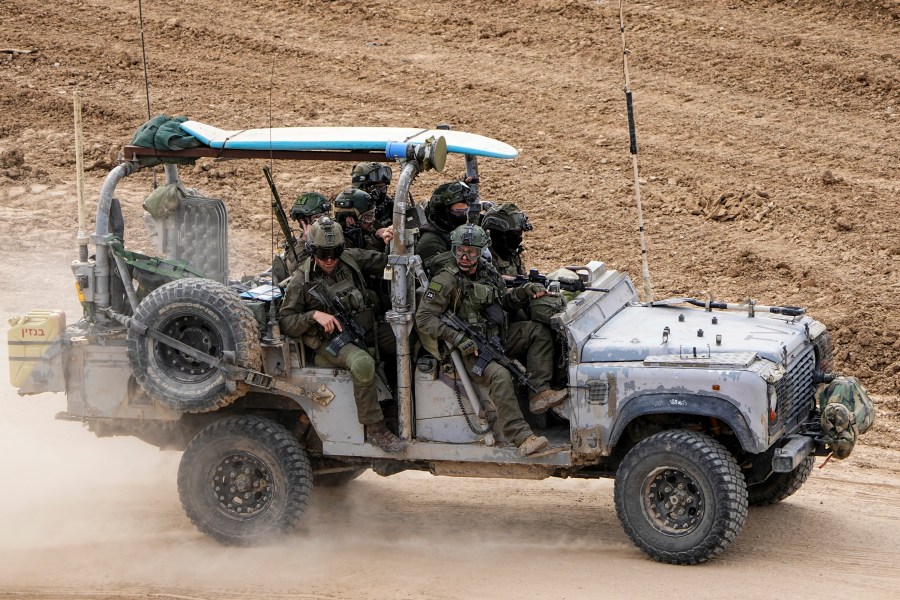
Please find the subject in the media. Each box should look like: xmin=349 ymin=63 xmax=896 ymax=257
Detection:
xmin=0 ymin=0 xmax=898 ymax=596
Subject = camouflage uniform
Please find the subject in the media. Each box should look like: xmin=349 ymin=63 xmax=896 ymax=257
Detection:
xmin=272 ymin=192 xmax=330 ymax=285
xmin=279 ymin=249 xmax=394 ymax=425
xmin=334 ymin=188 xmax=387 ymax=253
xmin=483 ymin=203 xmax=566 ymax=386
xmin=418 ymin=182 xmax=472 ymax=273
xmin=482 ymin=203 xmax=530 ymax=278
xmin=417 ymin=229 xmax=452 ymax=270
xmin=491 ymin=253 xmax=525 ymax=278
xmin=415 ymin=257 xmax=554 ymax=445
xmin=351 ymin=162 xmax=394 ymax=229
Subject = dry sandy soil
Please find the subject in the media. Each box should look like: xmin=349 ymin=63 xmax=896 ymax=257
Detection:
xmin=1 ymin=0 xmax=899 ymax=598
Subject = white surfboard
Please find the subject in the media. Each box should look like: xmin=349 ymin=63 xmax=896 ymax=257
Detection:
xmin=179 ymin=120 xmax=518 ymax=159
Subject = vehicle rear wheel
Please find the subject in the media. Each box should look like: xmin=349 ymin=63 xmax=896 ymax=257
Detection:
xmin=614 ymin=430 xmax=748 ymax=565
xmin=177 ymin=415 xmax=312 ymax=545
xmin=126 ymin=278 xmax=261 ymax=413
xmin=747 ymin=455 xmax=815 ymax=507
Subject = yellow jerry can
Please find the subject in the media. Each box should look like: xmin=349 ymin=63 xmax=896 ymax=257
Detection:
xmin=8 ymin=309 xmax=67 ymax=393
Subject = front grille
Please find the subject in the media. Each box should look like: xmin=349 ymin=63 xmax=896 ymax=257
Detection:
xmin=771 ymin=347 xmax=817 ymax=434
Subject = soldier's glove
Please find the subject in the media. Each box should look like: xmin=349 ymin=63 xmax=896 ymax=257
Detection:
xmin=452 ymin=332 xmax=478 ymax=356
xmin=522 ymin=282 xmax=547 ymax=297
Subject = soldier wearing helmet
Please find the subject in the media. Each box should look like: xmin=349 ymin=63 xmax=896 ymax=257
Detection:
xmin=272 ymin=191 xmax=331 ymax=285
xmin=279 ymin=216 xmax=405 ymax=453
xmin=351 ymin=162 xmax=394 ymax=227
xmin=415 ymin=224 xmax=566 ymax=457
xmin=482 ymin=203 xmax=569 ymax=393
xmin=418 ymin=181 xmax=475 ymax=273
xmin=480 ymin=203 xmax=532 ymax=278
xmin=333 ymin=188 xmax=393 ymax=252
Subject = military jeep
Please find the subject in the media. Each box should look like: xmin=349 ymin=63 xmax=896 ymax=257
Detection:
xmin=7 ymin=118 xmax=874 ymax=565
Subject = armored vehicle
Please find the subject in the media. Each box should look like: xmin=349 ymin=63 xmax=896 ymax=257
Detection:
xmin=8 ymin=117 xmax=874 ymax=564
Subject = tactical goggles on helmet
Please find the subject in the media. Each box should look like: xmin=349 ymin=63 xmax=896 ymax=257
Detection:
xmin=313 ymin=246 xmax=344 ymax=261
xmin=359 ymin=209 xmax=377 ymax=224
xmin=353 ymin=165 xmax=392 ymax=186
xmin=453 ymin=245 xmax=483 ymax=261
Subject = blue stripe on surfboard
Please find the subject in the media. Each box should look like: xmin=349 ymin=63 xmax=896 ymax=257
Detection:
xmin=180 ymin=121 xmax=518 ymax=159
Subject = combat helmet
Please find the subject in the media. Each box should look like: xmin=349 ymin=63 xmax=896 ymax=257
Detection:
xmin=481 ymin=203 xmax=532 ymax=233
xmin=481 ymin=203 xmax=532 ymax=258
xmin=305 ymin=216 xmax=345 ymax=260
xmin=333 ymin=188 xmax=376 ymax=226
xmin=290 ymin=192 xmax=330 ymax=223
xmin=449 ymin=223 xmax=490 ymax=263
xmin=351 ymin=162 xmax=392 ymax=189
xmin=425 ymin=181 xmax=471 ymax=233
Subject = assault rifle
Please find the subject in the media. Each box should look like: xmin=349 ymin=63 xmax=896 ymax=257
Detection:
xmin=308 ymin=283 xmax=389 ymax=387
xmin=307 ymin=283 xmax=370 ymax=358
xmin=262 ymin=165 xmax=300 ymax=264
xmin=439 ymin=311 xmax=538 ymax=394
xmin=504 ymin=268 xmax=607 ymax=293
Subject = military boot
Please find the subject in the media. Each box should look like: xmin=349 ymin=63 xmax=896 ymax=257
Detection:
xmin=517 ymin=434 xmax=550 ymax=457
xmin=529 ymin=388 xmax=568 ymax=414
xmin=365 ymin=421 xmax=408 ymax=453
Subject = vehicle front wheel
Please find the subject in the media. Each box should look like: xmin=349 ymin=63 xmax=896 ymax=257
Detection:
xmin=614 ymin=430 xmax=748 ymax=565
xmin=178 ymin=415 xmax=312 ymax=545
xmin=747 ymin=455 xmax=815 ymax=507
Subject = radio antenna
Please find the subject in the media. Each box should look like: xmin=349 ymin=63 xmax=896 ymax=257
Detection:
xmin=268 ymin=55 xmax=278 ymax=278
xmin=137 ymin=0 xmax=157 ymax=187
xmin=619 ymin=0 xmax=654 ymax=302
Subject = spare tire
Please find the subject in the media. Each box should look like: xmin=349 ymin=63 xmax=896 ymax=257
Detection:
xmin=126 ymin=278 xmax=261 ymax=413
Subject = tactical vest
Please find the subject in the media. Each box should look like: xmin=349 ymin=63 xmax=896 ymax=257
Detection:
xmin=492 ymin=253 xmax=524 ymax=278
xmin=298 ymin=254 xmax=375 ymax=337
xmin=445 ymin=261 xmax=506 ymax=339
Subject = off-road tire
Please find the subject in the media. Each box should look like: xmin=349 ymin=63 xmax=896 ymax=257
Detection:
xmin=315 ymin=467 xmax=367 ymax=487
xmin=177 ymin=415 xmax=312 ymax=546
xmin=614 ymin=430 xmax=748 ymax=565
xmin=747 ymin=455 xmax=815 ymax=507
xmin=126 ymin=278 xmax=261 ymax=413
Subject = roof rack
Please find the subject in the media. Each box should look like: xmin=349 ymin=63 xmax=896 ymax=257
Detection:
xmin=123 ymin=145 xmax=389 ymax=163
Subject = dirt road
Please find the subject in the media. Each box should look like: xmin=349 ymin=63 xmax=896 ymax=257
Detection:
xmin=1 ymin=0 xmax=899 ymax=597
xmin=1 ymin=388 xmax=899 ymax=600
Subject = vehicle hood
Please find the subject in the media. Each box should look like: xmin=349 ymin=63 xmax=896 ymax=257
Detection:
xmin=581 ymin=304 xmax=816 ymax=365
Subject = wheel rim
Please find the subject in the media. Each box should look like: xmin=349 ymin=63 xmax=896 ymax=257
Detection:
xmin=641 ymin=466 xmax=705 ymax=536
xmin=211 ymin=452 xmax=274 ymax=519
xmin=155 ymin=312 xmax=224 ymax=383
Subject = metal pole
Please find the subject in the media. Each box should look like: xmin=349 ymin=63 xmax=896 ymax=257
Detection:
xmin=93 ymin=162 xmax=138 ymax=317
xmin=388 ymin=161 xmax=421 ymax=441
xmin=619 ymin=0 xmax=654 ymax=302
xmin=464 ymin=154 xmax=480 ymax=198
xmin=74 ymin=91 xmax=89 ymax=262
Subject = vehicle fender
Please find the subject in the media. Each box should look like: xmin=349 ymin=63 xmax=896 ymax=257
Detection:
xmin=608 ymin=392 xmax=765 ymax=454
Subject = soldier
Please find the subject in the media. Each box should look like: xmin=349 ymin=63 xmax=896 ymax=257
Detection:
xmin=482 ymin=203 xmax=569 ymax=390
xmin=279 ymin=217 xmax=405 ymax=453
xmin=351 ymin=162 xmax=394 ymax=227
xmin=480 ymin=203 xmax=532 ymax=277
xmin=272 ymin=191 xmax=330 ymax=285
xmin=415 ymin=224 xmax=565 ymax=457
xmin=333 ymin=188 xmax=394 ymax=252
xmin=418 ymin=181 xmax=472 ymax=273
